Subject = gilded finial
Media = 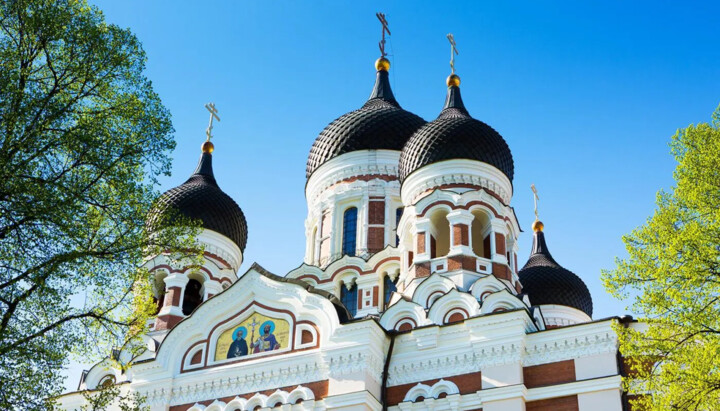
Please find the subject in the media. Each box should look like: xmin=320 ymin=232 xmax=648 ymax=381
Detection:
xmin=376 ymin=12 xmax=391 ymax=58
xmin=203 ymin=102 xmax=220 ymax=152
xmin=446 ymin=74 xmax=461 ymax=87
xmin=531 ymin=184 xmax=543 ymax=232
xmin=201 ymin=141 xmax=214 ymax=153
xmin=375 ymin=57 xmax=390 ymax=71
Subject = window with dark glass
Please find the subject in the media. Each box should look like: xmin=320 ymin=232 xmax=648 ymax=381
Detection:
xmin=395 ymin=207 xmax=404 ymax=246
xmin=182 ymin=279 xmax=203 ymax=315
xmin=383 ymin=275 xmax=397 ymax=309
xmin=341 ymin=282 xmax=358 ymax=317
xmin=342 ymin=207 xmax=358 ymax=256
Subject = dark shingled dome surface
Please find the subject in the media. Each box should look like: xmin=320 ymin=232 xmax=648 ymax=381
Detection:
xmin=306 ymin=70 xmax=426 ymax=178
xmin=518 ymin=228 xmax=593 ymax=317
xmin=147 ymin=152 xmax=248 ymax=251
xmin=399 ymin=85 xmax=514 ymax=182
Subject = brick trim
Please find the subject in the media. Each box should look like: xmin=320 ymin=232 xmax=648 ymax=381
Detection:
xmin=526 ymin=394 xmax=579 ymax=411
xmin=523 ymin=360 xmax=576 ymax=388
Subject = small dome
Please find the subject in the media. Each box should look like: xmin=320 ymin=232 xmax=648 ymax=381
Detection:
xmin=306 ymin=66 xmax=426 ymax=179
xmin=148 ymin=151 xmax=248 ymax=251
xmin=518 ymin=226 xmax=593 ymax=316
xmin=399 ymin=82 xmax=514 ymax=182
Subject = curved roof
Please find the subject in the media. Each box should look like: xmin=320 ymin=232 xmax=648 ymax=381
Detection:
xmin=147 ymin=152 xmax=248 ymax=251
xmin=399 ymin=84 xmax=514 ymax=182
xmin=306 ymin=69 xmax=426 ymax=178
xmin=518 ymin=227 xmax=593 ymax=316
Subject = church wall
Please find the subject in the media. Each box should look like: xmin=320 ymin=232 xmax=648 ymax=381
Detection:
xmin=526 ymin=395 xmax=579 ymax=411
xmin=385 ymin=372 xmax=483 ymax=406
xmin=575 ymin=353 xmax=619 ymax=381
xmin=305 ymin=150 xmax=403 ymax=267
xmin=167 ymin=380 xmax=329 ymax=410
xmin=577 ymin=389 xmax=623 ymax=411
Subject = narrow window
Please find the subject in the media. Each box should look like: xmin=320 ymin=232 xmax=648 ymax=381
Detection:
xmin=182 ymin=279 xmax=203 ymax=315
xmin=395 ymin=207 xmax=404 ymax=246
xmin=342 ymin=207 xmax=358 ymax=256
xmin=384 ymin=275 xmax=397 ymax=309
xmin=341 ymin=282 xmax=358 ymax=318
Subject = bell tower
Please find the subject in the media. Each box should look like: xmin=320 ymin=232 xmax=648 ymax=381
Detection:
xmin=145 ymin=104 xmax=248 ymax=331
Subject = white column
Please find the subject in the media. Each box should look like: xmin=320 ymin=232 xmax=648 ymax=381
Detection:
xmin=446 ymin=209 xmax=474 ymax=257
xmin=358 ymin=192 xmax=369 ymax=257
xmin=414 ymin=218 xmax=432 ymax=263
xmin=491 ymin=220 xmax=508 ymax=264
xmin=159 ymin=274 xmax=188 ymax=317
xmin=202 ymin=280 xmax=223 ymax=299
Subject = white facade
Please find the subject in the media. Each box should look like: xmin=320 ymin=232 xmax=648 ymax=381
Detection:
xmin=57 ymin=59 xmax=629 ymax=410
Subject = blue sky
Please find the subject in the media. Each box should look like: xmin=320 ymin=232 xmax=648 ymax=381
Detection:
xmin=63 ymin=0 xmax=720 ymax=390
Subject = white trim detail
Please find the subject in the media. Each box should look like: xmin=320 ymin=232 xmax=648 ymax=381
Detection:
xmin=537 ymin=304 xmax=592 ymax=327
xmin=379 ymin=299 xmax=430 ymax=331
xmin=401 ymin=159 xmax=513 ymax=206
xmin=411 ymin=274 xmax=456 ymax=309
xmin=427 ymin=289 xmax=480 ymax=325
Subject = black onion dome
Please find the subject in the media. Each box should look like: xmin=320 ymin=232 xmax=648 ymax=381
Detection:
xmin=306 ymin=69 xmax=426 ymax=178
xmin=518 ymin=227 xmax=593 ymax=316
xmin=399 ymin=84 xmax=514 ymax=182
xmin=148 ymin=151 xmax=248 ymax=251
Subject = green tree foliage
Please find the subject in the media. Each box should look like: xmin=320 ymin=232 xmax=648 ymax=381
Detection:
xmin=603 ymin=105 xmax=720 ymax=410
xmin=80 ymin=384 xmax=148 ymax=411
xmin=0 ymin=1 xmax=197 ymax=408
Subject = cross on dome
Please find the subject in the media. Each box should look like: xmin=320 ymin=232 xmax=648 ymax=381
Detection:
xmin=447 ymin=33 xmax=458 ymax=74
xmin=376 ymin=12 xmax=391 ymax=57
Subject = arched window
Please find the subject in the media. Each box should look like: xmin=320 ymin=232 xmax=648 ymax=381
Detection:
xmin=98 ymin=375 xmax=115 ymax=388
xmin=342 ymin=207 xmax=358 ymax=256
xmin=182 ymin=279 xmax=203 ymax=315
xmin=384 ymin=275 xmax=397 ymax=309
xmin=395 ymin=207 xmax=404 ymax=246
xmin=341 ymin=281 xmax=358 ymax=318
xmin=471 ymin=209 xmax=491 ymax=258
xmin=429 ymin=209 xmax=450 ymax=258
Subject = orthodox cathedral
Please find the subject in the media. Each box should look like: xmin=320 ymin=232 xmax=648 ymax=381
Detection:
xmin=58 ymin=31 xmax=638 ymax=411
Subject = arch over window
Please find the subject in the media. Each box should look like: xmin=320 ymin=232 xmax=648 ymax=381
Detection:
xmin=471 ymin=209 xmax=491 ymax=258
xmin=342 ymin=207 xmax=358 ymax=256
xmin=98 ymin=374 xmax=115 ymax=388
xmin=384 ymin=275 xmax=397 ymax=309
xmin=182 ymin=279 xmax=203 ymax=315
xmin=341 ymin=281 xmax=358 ymax=318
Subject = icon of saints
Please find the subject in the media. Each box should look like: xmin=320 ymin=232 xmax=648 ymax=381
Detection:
xmin=226 ymin=326 xmax=248 ymax=359
xmin=251 ymin=321 xmax=281 ymax=354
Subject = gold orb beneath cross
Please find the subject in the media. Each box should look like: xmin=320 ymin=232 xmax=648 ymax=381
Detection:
xmin=532 ymin=220 xmax=544 ymax=232
xmin=375 ymin=57 xmax=390 ymax=71
xmin=201 ymin=141 xmax=214 ymax=154
xmin=447 ymin=74 xmax=461 ymax=87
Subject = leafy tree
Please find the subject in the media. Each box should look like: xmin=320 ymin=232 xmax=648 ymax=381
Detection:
xmin=603 ymin=104 xmax=720 ymax=410
xmin=0 ymin=0 xmax=197 ymax=408
xmin=80 ymin=384 xmax=148 ymax=411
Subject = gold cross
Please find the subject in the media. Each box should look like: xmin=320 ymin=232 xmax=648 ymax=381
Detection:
xmin=531 ymin=184 xmax=540 ymax=220
xmin=447 ymin=33 xmax=459 ymax=74
xmin=204 ymin=102 xmax=220 ymax=141
xmin=376 ymin=12 xmax=391 ymax=57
